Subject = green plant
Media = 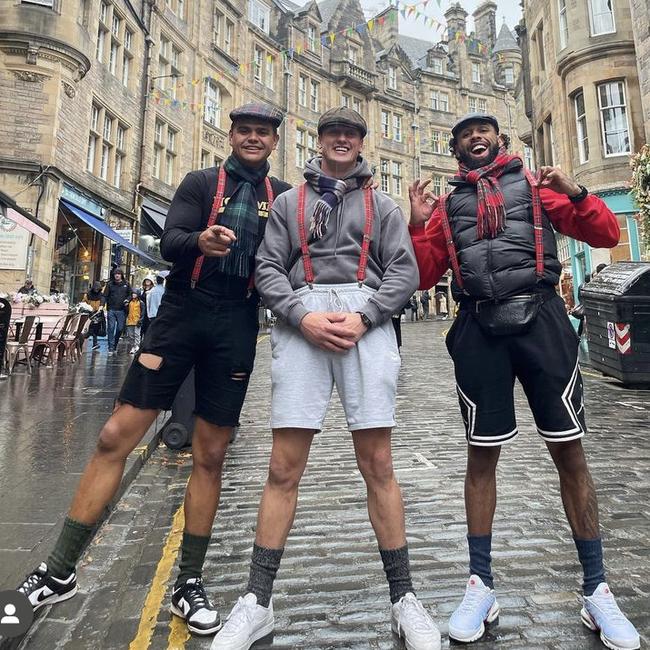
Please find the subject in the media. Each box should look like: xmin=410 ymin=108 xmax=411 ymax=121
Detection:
xmin=630 ymin=144 xmax=650 ymax=254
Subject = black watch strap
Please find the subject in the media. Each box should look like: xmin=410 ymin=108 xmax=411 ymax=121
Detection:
xmin=569 ymin=185 xmax=588 ymax=203
xmin=356 ymin=311 xmax=372 ymax=328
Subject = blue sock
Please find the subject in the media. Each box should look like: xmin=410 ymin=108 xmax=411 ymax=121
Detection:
xmin=468 ymin=534 xmax=493 ymax=589
xmin=574 ymin=536 xmax=605 ymax=596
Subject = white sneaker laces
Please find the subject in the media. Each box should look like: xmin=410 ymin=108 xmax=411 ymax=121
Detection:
xmin=225 ymin=596 xmax=256 ymax=629
xmin=457 ymin=586 xmax=487 ymax=615
xmin=590 ymin=593 xmax=627 ymax=626
xmin=397 ymin=596 xmax=433 ymax=635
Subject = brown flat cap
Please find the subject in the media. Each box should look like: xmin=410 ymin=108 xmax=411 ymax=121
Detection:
xmin=229 ymin=102 xmax=284 ymax=128
xmin=317 ymin=107 xmax=367 ymax=137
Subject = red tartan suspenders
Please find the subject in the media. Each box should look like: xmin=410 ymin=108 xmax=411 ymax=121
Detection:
xmin=439 ymin=171 xmax=545 ymax=292
xmin=190 ymin=166 xmax=274 ymax=289
xmin=296 ymin=183 xmax=375 ymax=288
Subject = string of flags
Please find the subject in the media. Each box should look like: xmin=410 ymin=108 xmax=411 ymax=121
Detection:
xmin=152 ymin=0 xmax=508 ymax=113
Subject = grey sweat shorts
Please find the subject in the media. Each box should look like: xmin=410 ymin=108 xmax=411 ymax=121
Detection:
xmin=269 ymin=283 xmax=401 ymax=431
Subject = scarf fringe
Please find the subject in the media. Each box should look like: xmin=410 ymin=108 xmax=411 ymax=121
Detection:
xmin=309 ymin=200 xmax=333 ymax=240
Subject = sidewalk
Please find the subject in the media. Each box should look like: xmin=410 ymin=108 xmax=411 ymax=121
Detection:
xmin=0 ymin=343 xmax=167 ymax=590
xmin=6 ymin=322 xmax=650 ymax=649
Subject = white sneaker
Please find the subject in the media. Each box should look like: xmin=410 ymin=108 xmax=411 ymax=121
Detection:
xmin=582 ymin=583 xmax=640 ymax=650
xmin=210 ymin=593 xmax=274 ymax=650
xmin=391 ymin=592 xmax=441 ymax=650
xmin=448 ymin=575 xmax=499 ymax=643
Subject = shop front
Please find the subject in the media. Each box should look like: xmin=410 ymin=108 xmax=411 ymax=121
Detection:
xmin=52 ymin=186 xmax=156 ymax=304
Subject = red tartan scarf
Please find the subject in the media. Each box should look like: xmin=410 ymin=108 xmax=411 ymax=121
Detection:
xmin=455 ymin=147 xmax=520 ymax=239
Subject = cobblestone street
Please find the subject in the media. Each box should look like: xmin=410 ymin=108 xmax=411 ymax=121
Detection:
xmin=6 ymin=320 xmax=650 ymax=649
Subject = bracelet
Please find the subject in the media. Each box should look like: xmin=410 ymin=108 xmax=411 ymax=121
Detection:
xmin=569 ymin=185 xmax=588 ymax=203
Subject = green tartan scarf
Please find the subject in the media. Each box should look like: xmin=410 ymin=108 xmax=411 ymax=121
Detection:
xmin=215 ymin=155 xmax=270 ymax=278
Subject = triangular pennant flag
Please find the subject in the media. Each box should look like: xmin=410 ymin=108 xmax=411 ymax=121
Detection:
xmin=328 ymin=32 xmax=336 ymax=44
xmin=367 ymin=18 xmax=374 ymax=30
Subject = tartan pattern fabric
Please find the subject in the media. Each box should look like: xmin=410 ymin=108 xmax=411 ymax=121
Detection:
xmin=213 ymin=155 xmax=270 ymax=278
xmin=303 ymin=157 xmax=371 ymax=242
xmin=456 ymin=148 xmax=520 ymax=239
xmin=229 ymin=102 xmax=284 ymax=127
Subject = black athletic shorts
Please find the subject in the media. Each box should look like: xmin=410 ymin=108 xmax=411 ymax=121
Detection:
xmin=445 ymin=294 xmax=586 ymax=446
xmin=118 ymin=289 xmax=259 ymax=427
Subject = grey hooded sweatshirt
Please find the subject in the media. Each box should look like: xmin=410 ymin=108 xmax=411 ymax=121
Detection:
xmin=255 ymin=157 xmax=419 ymax=328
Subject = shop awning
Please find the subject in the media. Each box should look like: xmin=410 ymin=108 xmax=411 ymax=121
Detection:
xmin=60 ymin=199 xmax=157 ymax=264
xmin=0 ymin=190 xmax=50 ymax=241
xmin=141 ymin=197 xmax=168 ymax=233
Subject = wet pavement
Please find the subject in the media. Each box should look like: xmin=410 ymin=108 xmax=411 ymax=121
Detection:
xmin=2 ymin=321 xmax=649 ymax=649
xmin=0 ymin=341 xmax=166 ymax=590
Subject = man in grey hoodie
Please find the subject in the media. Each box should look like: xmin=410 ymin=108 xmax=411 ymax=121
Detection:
xmin=211 ymin=108 xmax=441 ymax=650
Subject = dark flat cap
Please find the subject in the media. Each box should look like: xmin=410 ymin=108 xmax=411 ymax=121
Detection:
xmin=318 ymin=107 xmax=367 ymax=137
xmin=229 ymin=102 xmax=284 ymax=128
xmin=451 ymin=112 xmax=499 ymax=138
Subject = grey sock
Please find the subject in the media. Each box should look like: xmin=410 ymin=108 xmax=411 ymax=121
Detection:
xmin=47 ymin=517 xmax=95 ymax=579
xmin=245 ymin=543 xmax=284 ymax=607
xmin=380 ymin=545 xmax=415 ymax=604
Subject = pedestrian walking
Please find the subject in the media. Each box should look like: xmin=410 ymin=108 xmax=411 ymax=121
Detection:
xmin=125 ymin=290 xmax=144 ymax=354
xmin=103 ymin=268 xmax=130 ymax=355
xmin=15 ymin=102 xmax=291 ymax=638
xmin=420 ymin=289 xmax=430 ymax=319
xmin=140 ymin=276 xmax=154 ymax=336
xmin=212 ymin=107 xmax=440 ymax=650
xmin=146 ymin=273 xmax=165 ymax=320
xmin=408 ymin=112 xmax=639 ymax=650
xmin=436 ymin=292 xmax=448 ymax=320
xmin=409 ymin=293 xmax=418 ymax=321
xmin=82 ymin=281 xmax=105 ymax=350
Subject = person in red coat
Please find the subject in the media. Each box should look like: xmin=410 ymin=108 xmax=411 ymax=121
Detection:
xmin=408 ymin=113 xmax=639 ymax=650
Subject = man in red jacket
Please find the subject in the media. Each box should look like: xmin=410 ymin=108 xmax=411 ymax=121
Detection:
xmin=409 ymin=113 xmax=639 ymax=650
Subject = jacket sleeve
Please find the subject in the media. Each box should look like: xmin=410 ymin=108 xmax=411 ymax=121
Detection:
xmin=255 ymin=195 xmax=310 ymax=328
xmin=408 ymin=209 xmax=450 ymax=289
xmin=159 ymin=172 xmax=205 ymax=262
xmin=358 ymin=203 xmax=420 ymax=327
xmin=541 ymin=189 xmax=620 ymax=248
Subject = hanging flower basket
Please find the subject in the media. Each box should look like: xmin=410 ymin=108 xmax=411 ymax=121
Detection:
xmin=630 ymin=144 xmax=650 ymax=256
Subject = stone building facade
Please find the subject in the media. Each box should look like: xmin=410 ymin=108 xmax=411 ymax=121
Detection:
xmin=1 ymin=0 xmax=524 ymax=301
xmin=520 ymin=0 xmax=645 ymax=302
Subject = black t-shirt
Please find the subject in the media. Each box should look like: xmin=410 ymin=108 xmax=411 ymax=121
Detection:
xmin=160 ymin=167 xmax=291 ymax=299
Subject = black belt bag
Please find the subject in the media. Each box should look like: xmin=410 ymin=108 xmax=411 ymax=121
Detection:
xmin=470 ymin=293 xmax=549 ymax=337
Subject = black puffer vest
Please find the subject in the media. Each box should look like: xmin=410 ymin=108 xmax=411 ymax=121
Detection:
xmin=446 ymin=159 xmax=561 ymax=300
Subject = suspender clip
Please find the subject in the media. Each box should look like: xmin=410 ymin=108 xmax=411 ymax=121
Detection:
xmin=190 ymin=279 xmax=197 ymax=289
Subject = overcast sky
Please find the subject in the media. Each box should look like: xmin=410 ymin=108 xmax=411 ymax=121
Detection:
xmin=360 ymin=0 xmax=523 ymax=42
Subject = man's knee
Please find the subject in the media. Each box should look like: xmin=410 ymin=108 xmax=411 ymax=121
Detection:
xmin=192 ymin=439 xmax=228 ymax=476
xmin=357 ymin=448 xmax=395 ymax=487
xmin=466 ymin=445 xmax=500 ymax=480
xmin=96 ymin=418 xmax=132 ymax=459
xmin=267 ymin=456 xmax=304 ymax=493
xmin=549 ymin=440 xmax=588 ymax=477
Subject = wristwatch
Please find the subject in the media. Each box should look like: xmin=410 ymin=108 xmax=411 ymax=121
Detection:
xmin=356 ymin=311 xmax=372 ymax=329
xmin=569 ymin=185 xmax=588 ymax=203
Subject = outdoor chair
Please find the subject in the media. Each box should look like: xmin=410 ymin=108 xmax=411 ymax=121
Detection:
xmin=60 ymin=313 xmax=89 ymax=362
xmin=4 ymin=315 xmax=37 ymax=375
xmin=31 ymin=313 xmax=75 ymax=368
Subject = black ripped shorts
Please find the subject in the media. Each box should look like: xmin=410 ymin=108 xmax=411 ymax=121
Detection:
xmin=118 ymin=289 xmax=259 ymax=427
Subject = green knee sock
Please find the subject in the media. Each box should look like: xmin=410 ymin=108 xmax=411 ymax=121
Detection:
xmin=47 ymin=517 xmax=95 ymax=579
xmin=175 ymin=532 xmax=211 ymax=588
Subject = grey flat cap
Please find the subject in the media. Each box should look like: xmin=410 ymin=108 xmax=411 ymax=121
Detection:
xmin=451 ymin=113 xmax=500 ymax=138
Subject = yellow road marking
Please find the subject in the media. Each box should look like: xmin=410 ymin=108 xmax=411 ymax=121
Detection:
xmin=129 ymin=504 xmax=186 ymax=650
xmin=441 ymin=328 xmax=449 ymax=337
xmin=129 ymin=332 xmax=269 ymax=650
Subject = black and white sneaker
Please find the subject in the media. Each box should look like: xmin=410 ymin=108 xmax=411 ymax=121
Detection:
xmin=171 ymin=577 xmax=221 ymax=635
xmin=18 ymin=562 xmax=78 ymax=611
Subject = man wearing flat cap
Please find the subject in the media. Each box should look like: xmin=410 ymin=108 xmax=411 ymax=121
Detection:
xmin=408 ymin=113 xmax=639 ymax=649
xmin=16 ymin=102 xmax=291 ymax=638
xmin=212 ymin=107 xmax=441 ymax=650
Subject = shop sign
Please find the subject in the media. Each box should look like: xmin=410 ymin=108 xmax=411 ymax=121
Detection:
xmin=61 ymin=185 xmax=105 ymax=218
xmin=0 ymin=216 xmax=30 ymax=270
xmin=114 ymin=229 xmax=133 ymax=242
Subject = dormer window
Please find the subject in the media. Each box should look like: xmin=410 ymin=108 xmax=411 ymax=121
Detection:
xmin=432 ymin=58 xmax=443 ymax=74
xmin=387 ymin=65 xmax=397 ymax=90
xmin=307 ymin=24 xmax=318 ymax=52
xmin=249 ymin=0 xmax=270 ymax=33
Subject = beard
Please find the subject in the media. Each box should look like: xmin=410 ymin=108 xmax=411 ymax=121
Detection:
xmin=458 ymin=141 xmax=500 ymax=169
